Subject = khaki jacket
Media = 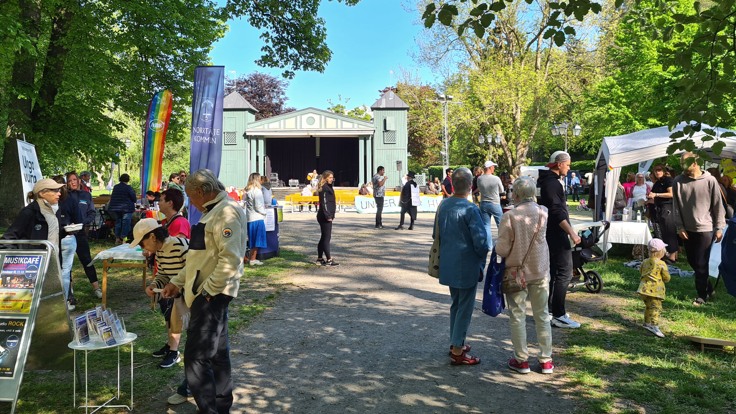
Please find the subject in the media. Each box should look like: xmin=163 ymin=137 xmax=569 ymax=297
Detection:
xmin=170 ymin=191 xmax=247 ymax=306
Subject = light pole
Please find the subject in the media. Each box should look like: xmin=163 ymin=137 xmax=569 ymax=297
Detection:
xmin=429 ymin=94 xmax=461 ymax=169
xmin=550 ymin=122 xmax=582 ymax=153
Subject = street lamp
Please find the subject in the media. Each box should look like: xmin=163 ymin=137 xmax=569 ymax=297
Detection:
xmin=550 ymin=122 xmax=581 ymax=153
xmin=428 ymin=94 xmax=461 ymax=170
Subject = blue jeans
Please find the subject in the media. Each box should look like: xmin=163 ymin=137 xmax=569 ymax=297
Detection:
xmin=60 ymin=235 xmax=77 ymax=299
xmin=113 ymin=212 xmax=133 ymax=240
xmin=449 ymin=286 xmax=477 ymax=348
xmin=479 ymin=201 xmax=503 ymax=248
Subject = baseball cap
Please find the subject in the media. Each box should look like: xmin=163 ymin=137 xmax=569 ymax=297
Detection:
xmin=129 ymin=218 xmax=161 ymax=247
xmin=546 ymin=151 xmax=571 ymax=167
xmin=648 ymin=238 xmax=668 ymax=252
xmin=33 ymin=178 xmax=65 ymax=195
xmin=484 ymin=161 xmax=498 ymax=168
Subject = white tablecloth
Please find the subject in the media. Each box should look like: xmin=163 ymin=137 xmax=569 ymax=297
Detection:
xmin=605 ymin=221 xmax=653 ymax=245
xmin=90 ymin=244 xmax=145 ymax=265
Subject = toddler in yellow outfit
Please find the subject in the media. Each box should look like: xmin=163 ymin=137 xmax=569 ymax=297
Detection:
xmin=637 ymin=238 xmax=671 ymax=337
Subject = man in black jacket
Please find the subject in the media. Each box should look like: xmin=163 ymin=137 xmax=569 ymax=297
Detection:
xmin=538 ymin=151 xmax=582 ymax=329
xmin=395 ymin=171 xmax=419 ymax=230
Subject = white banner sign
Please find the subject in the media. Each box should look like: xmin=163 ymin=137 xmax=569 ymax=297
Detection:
xmin=17 ymin=140 xmax=42 ymax=206
xmin=354 ymin=195 xmax=443 ymax=214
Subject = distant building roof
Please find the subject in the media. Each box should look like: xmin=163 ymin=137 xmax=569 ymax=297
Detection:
xmin=370 ymin=90 xmax=409 ymax=110
xmin=223 ymin=91 xmax=258 ymax=112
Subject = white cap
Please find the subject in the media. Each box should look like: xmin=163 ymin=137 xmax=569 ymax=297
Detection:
xmin=484 ymin=161 xmax=497 ymax=168
xmin=129 ymin=218 xmax=161 ymax=247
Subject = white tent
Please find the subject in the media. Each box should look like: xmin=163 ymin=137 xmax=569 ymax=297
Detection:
xmin=594 ymin=123 xmax=736 ymax=222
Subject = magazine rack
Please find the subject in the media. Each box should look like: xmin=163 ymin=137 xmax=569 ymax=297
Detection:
xmin=67 ymin=332 xmax=137 ymax=413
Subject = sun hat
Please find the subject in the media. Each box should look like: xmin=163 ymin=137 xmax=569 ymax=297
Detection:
xmin=33 ymin=178 xmax=65 ymax=195
xmin=648 ymin=238 xmax=668 ymax=252
xmin=484 ymin=161 xmax=498 ymax=168
xmin=129 ymin=218 xmax=161 ymax=247
xmin=407 ymin=171 xmax=416 ymax=179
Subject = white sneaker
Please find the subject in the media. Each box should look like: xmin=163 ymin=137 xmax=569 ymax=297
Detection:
xmin=94 ymin=288 xmax=103 ymax=299
xmin=643 ymin=324 xmax=665 ymax=338
xmin=551 ymin=314 xmax=581 ymax=329
xmin=249 ymin=260 xmax=264 ymax=266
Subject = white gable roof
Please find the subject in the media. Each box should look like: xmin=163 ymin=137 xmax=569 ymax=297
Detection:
xmin=245 ymin=107 xmax=374 ymax=138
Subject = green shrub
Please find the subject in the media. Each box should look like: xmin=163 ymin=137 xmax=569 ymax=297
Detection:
xmin=427 ymin=165 xmax=470 ymax=182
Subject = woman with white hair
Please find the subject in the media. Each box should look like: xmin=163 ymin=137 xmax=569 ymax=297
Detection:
xmin=630 ymin=173 xmax=651 ymax=217
xmin=495 ymin=176 xmax=553 ymax=374
xmin=434 ymin=168 xmax=489 ymax=365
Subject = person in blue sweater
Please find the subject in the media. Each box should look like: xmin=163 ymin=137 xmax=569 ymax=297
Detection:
xmin=108 ymin=173 xmax=136 ymax=244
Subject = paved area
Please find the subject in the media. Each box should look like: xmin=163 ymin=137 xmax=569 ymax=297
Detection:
xmin=221 ymin=211 xmax=579 ymax=413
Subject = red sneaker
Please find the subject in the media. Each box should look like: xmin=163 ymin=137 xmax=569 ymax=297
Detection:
xmin=540 ymin=359 xmax=554 ymax=374
xmin=508 ymin=358 xmax=530 ymax=374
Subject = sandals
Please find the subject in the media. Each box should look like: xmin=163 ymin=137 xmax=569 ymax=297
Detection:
xmin=692 ymin=297 xmax=706 ymax=307
xmin=449 ymin=351 xmax=480 ymax=366
xmin=448 ymin=344 xmax=471 ymax=356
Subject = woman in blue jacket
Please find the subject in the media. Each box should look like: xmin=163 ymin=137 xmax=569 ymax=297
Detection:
xmin=434 ymin=168 xmax=489 ymax=365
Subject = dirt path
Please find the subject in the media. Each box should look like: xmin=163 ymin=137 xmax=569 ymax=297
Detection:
xmin=208 ymin=211 xmax=578 ymax=414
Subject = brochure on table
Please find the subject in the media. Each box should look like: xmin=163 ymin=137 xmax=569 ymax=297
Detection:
xmin=0 ymin=241 xmax=56 ymax=413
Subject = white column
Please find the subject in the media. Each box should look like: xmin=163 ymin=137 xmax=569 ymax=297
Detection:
xmin=358 ymin=136 xmax=365 ymax=185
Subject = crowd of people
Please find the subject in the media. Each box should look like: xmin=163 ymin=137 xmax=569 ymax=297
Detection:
xmin=2 ymin=148 xmax=733 ymax=408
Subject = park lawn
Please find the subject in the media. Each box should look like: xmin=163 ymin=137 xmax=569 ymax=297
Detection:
xmin=563 ymin=253 xmax=736 ymax=414
xmin=14 ymin=237 xmax=309 ymax=413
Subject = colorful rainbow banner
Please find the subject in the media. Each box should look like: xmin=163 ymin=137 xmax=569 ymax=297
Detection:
xmin=141 ymin=90 xmax=173 ymax=194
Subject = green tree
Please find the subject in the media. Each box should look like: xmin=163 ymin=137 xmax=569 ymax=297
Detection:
xmin=0 ymin=0 xmax=360 ymax=223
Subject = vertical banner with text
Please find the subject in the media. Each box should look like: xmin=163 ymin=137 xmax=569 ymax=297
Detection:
xmin=188 ymin=66 xmax=225 ymax=225
xmin=16 ymin=141 xmax=42 ymax=206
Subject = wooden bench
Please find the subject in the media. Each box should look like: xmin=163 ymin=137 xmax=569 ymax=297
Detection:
xmin=285 ymin=194 xmax=319 ymax=212
xmin=686 ymin=336 xmax=736 ymax=353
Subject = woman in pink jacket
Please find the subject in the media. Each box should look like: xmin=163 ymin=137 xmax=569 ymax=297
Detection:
xmin=495 ymin=176 xmax=553 ymax=375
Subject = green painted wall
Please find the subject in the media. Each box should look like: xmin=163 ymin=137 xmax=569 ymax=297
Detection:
xmin=372 ymin=108 xmax=409 ymax=189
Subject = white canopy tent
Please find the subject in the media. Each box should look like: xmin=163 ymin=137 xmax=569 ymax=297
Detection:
xmin=594 ymin=123 xmax=736 ymax=222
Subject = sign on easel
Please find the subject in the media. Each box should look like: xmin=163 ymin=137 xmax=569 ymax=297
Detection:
xmin=16 ymin=141 xmax=42 ymax=207
xmin=0 ymin=241 xmax=57 ymax=413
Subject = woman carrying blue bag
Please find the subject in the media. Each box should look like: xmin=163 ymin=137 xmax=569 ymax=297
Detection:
xmin=434 ymin=168 xmax=489 ymax=366
xmin=495 ymin=176 xmax=553 ymax=375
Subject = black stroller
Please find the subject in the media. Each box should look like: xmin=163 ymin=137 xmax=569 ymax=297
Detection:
xmin=570 ymin=221 xmax=610 ymax=293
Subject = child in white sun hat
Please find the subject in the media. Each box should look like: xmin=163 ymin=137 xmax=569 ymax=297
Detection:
xmin=637 ymin=238 xmax=671 ymax=337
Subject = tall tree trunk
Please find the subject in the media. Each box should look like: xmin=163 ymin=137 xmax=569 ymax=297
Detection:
xmin=0 ymin=0 xmax=40 ymax=225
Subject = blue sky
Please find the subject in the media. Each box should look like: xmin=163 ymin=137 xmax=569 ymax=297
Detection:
xmin=209 ymin=0 xmax=436 ymax=110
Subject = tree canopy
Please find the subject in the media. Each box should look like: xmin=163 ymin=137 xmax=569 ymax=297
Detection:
xmin=226 ymin=72 xmax=296 ymax=120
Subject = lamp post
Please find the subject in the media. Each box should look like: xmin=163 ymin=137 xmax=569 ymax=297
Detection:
xmin=478 ymin=132 xmax=502 ymax=158
xmin=550 ymin=122 xmax=582 ymax=153
xmin=429 ymin=94 xmax=461 ymax=169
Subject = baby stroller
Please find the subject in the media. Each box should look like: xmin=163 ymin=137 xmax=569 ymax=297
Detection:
xmin=576 ymin=199 xmax=591 ymax=211
xmin=570 ymin=221 xmax=610 ymax=293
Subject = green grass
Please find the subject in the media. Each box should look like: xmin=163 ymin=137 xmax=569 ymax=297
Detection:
xmin=12 ymin=239 xmax=308 ymax=413
xmin=564 ymin=253 xmax=736 ymax=413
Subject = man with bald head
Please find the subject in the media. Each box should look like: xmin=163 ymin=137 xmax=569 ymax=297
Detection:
xmin=672 ymin=152 xmax=725 ymax=306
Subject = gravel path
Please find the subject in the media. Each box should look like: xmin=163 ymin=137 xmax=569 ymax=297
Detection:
xmin=222 ymin=211 xmax=579 ymax=414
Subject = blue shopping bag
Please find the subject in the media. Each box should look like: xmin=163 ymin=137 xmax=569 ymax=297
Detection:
xmin=482 ymin=248 xmax=505 ymax=317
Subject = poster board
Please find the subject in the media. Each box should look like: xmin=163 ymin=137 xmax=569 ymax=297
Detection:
xmin=0 ymin=241 xmax=56 ymax=413
xmin=16 ymin=141 xmax=42 ymax=207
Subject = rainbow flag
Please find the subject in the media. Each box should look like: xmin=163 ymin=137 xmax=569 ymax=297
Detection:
xmin=141 ymin=90 xmax=173 ymax=194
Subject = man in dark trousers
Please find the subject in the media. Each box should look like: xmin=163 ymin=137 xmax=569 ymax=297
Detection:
xmin=162 ymin=169 xmax=247 ymax=413
xmin=108 ymin=173 xmax=137 ymax=245
xmin=395 ymin=171 xmax=420 ymax=230
xmin=673 ymin=151 xmax=725 ymax=306
xmin=372 ymin=166 xmax=388 ymax=229
xmin=538 ymin=151 xmax=582 ymax=329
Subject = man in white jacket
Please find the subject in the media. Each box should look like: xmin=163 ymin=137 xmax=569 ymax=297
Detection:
xmin=163 ymin=169 xmax=247 ymax=413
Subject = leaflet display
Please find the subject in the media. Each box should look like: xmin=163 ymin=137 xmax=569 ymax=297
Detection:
xmin=0 ymin=241 xmax=55 ymax=414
